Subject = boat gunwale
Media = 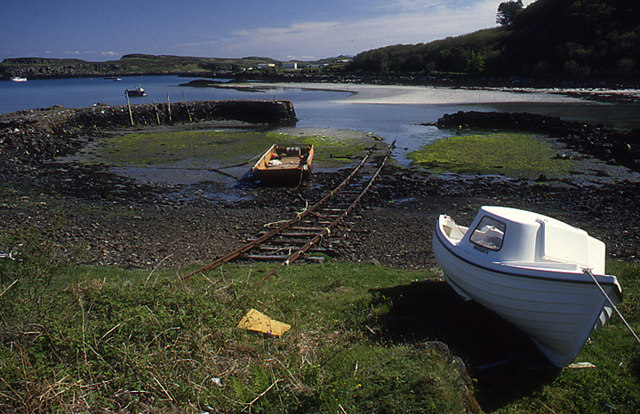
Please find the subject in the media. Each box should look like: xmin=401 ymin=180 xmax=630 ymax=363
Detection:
xmin=251 ymin=144 xmax=313 ymax=176
xmin=252 ymin=143 xmax=278 ymax=172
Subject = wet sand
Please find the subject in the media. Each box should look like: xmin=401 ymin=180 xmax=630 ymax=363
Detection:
xmin=218 ymin=81 xmax=640 ymax=105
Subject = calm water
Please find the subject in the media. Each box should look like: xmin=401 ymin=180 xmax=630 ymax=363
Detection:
xmin=2 ymin=76 xmax=639 ymax=165
xmin=0 ymin=76 xmax=315 ymax=112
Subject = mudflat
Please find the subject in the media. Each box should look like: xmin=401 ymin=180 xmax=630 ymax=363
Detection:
xmin=1 ymin=107 xmax=639 ymax=271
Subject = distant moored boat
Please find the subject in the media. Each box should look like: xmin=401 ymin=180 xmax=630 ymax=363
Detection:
xmin=125 ymin=85 xmax=146 ymax=97
xmin=10 ymin=77 xmax=27 ymax=82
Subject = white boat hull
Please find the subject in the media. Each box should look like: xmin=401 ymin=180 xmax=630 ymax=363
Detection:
xmin=433 ymin=216 xmax=620 ymax=367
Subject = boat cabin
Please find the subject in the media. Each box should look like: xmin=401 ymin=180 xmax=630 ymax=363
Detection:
xmin=448 ymin=206 xmax=606 ymax=274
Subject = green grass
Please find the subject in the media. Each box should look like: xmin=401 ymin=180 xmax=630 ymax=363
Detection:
xmin=408 ymin=133 xmax=576 ymax=179
xmin=92 ymin=130 xmax=380 ymax=169
xmin=2 ymin=230 xmax=639 ymax=413
xmin=0 ymin=242 xmax=472 ymax=413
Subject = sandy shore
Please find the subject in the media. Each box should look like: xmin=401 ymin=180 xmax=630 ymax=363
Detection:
xmin=223 ymin=82 xmax=588 ymax=105
xmin=222 ymin=81 xmax=640 ymax=105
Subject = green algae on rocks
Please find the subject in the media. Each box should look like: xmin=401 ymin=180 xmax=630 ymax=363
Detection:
xmin=94 ymin=129 xmax=381 ymax=168
xmin=408 ymin=133 xmax=576 ymax=179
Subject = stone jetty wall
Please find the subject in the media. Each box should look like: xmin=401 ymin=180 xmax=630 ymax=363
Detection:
xmin=0 ymin=100 xmax=297 ymax=170
xmin=64 ymin=99 xmax=298 ymax=129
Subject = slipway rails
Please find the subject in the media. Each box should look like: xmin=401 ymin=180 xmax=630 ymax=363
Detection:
xmin=181 ymin=142 xmax=395 ymax=281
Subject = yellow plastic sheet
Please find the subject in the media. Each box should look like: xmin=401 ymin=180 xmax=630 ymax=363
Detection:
xmin=237 ymin=308 xmax=291 ymax=337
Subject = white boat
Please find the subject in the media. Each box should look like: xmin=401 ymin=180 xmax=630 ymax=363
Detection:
xmin=10 ymin=77 xmax=27 ymax=82
xmin=432 ymin=206 xmax=622 ymax=367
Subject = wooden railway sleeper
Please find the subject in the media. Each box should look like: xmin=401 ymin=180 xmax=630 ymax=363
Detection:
xmin=261 ymin=141 xmax=395 ymax=280
xmin=256 ymin=245 xmax=330 ymax=253
xmin=181 ymin=144 xmax=390 ymax=281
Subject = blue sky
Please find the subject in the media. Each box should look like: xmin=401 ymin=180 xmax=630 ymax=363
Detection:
xmin=1 ymin=0 xmax=536 ymax=61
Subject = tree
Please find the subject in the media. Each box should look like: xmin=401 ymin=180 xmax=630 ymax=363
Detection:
xmin=466 ymin=51 xmax=486 ymax=74
xmin=497 ymin=0 xmax=523 ymax=27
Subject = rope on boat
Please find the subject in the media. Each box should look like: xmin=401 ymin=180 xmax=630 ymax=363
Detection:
xmin=147 ymin=152 xmax=265 ymax=180
xmin=218 ymin=152 xmax=263 ymax=169
xmin=150 ymin=165 xmax=240 ymax=179
xmin=584 ymin=269 xmax=640 ymax=346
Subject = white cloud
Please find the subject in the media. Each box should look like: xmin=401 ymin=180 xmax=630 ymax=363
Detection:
xmin=194 ymin=0 xmax=503 ymax=59
xmin=101 ymin=51 xmax=116 ymax=56
xmin=365 ymin=0 xmax=446 ymax=13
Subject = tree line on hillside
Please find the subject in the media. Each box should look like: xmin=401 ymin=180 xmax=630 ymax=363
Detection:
xmin=0 ymin=53 xmax=355 ymax=80
xmin=0 ymin=55 xmax=284 ymax=79
xmin=347 ymin=0 xmax=640 ymax=80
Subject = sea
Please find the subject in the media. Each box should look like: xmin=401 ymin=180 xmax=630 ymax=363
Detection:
xmin=2 ymin=75 xmax=639 ymax=165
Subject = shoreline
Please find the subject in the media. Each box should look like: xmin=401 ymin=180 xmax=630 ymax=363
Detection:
xmin=211 ymin=81 xmax=640 ymax=105
xmin=1 ymin=103 xmax=639 ymax=268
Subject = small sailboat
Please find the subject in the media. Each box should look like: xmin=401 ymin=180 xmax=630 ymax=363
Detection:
xmin=432 ymin=206 xmax=622 ymax=367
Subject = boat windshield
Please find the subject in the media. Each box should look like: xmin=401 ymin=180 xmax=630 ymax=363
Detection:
xmin=470 ymin=216 xmax=506 ymax=251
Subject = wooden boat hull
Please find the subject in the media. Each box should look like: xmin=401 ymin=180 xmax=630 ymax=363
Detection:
xmin=251 ymin=144 xmax=313 ymax=185
xmin=433 ymin=213 xmax=621 ymax=367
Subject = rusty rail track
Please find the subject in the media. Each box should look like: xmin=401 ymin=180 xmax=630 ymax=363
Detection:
xmin=181 ymin=142 xmax=395 ymax=281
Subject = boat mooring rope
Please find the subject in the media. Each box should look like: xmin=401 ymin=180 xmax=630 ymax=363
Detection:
xmin=584 ymin=268 xmax=640 ymax=346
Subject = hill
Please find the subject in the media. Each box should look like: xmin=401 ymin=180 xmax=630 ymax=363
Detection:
xmin=0 ymin=55 xmax=283 ymax=79
xmin=0 ymin=53 xmax=354 ymax=80
xmin=348 ymin=0 xmax=640 ymax=80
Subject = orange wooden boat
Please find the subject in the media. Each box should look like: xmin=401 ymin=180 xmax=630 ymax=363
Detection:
xmin=251 ymin=144 xmax=314 ymax=184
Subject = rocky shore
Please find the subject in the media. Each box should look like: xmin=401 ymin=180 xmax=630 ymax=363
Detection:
xmin=1 ymin=104 xmax=639 ymax=271
xmin=0 ymin=100 xmax=296 ymax=172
